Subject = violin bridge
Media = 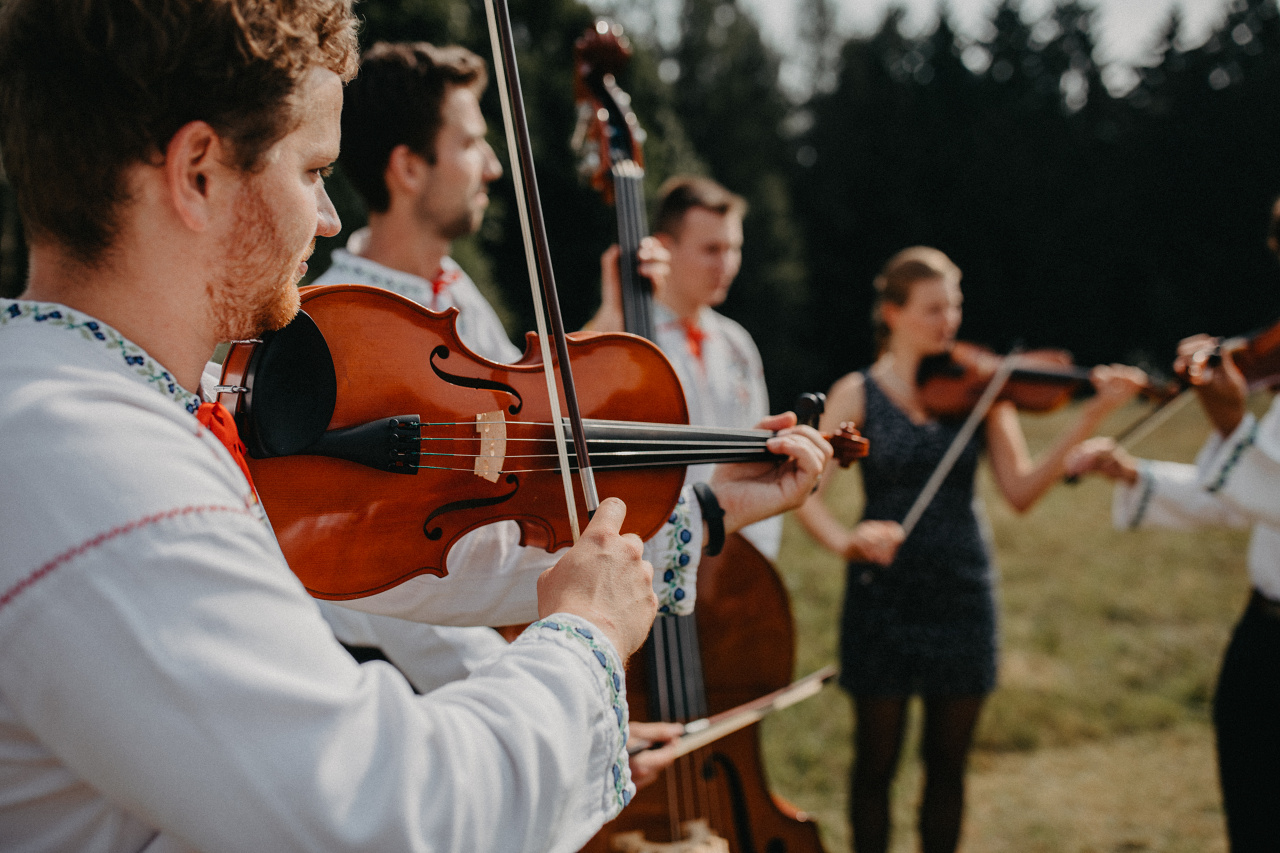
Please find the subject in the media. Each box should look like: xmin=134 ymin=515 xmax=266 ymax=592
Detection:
xmin=474 ymin=410 xmax=507 ymax=483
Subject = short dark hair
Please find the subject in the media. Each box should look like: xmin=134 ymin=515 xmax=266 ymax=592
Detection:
xmin=339 ymin=42 xmax=489 ymax=213
xmin=652 ymin=175 xmax=747 ymax=239
xmin=0 ymin=0 xmax=359 ymax=267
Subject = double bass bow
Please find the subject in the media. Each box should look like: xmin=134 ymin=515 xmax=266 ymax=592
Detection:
xmin=572 ymin=23 xmax=831 ymax=853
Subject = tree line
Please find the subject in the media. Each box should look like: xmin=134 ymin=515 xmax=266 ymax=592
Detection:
xmin=4 ymin=0 xmax=1279 ymax=410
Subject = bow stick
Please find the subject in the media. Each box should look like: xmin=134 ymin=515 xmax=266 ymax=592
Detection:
xmin=482 ymin=0 xmax=600 ymax=538
xmin=628 ymin=665 xmax=838 ymax=758
xmin=900 ymin=352 xmax=1019 ymax=539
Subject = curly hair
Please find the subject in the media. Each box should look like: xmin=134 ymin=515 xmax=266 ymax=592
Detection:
xmin=0 ymin=0 xmax=359 ymax=266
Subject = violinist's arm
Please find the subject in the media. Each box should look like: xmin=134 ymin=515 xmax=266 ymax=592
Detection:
xmin=790 ymin=374 xmax=904 ymax=565
xmin=985 ymin=365 xmax=1147 ymax=513
xmin=793 ymin=372 xmax=864 ymax=554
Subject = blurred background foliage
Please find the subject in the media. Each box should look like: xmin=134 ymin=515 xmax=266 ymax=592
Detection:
xmin=5 ymin=0 xmax=1280 ymax=411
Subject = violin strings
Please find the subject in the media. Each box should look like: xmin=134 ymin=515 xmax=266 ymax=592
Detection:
xmin=408 ymin=418 xmax=771 ymax=438
xmin=416 ymin=440 xmax=774 ymax=453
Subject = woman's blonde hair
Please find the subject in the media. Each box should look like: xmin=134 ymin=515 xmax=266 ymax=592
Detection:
xmin=871 ymin=246 xmax=962 ymax=353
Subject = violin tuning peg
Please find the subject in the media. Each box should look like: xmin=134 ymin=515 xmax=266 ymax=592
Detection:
xmin=792 ymin=392 xmax=825 ymax=428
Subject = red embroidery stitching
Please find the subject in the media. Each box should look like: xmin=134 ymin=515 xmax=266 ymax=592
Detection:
xmin=0 ymin=505 xmax=248 ymax=611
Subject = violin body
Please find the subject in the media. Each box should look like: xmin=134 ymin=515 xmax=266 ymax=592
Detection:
xmin=219 ymin=284 xmax=688 ymax=599
xmin=917 ymin=340 xmax=1176 ymax=419
xmin=916 ymin=341 xmax=1084 ymax=418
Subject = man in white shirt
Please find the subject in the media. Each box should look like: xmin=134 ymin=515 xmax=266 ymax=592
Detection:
xmin=1067 ymin=335 xmax=1280 ymax=853
xmin=647 ymin=175 xmax=781 ymax=560
xmin=0 ymin=5 xmax=830 ymax=851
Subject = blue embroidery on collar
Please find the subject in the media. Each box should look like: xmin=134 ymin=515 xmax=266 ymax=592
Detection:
xmin=1 ymin=300 xmax=201 ymax=414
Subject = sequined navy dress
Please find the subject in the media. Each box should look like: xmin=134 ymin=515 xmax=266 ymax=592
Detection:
xmin=839 ymin=373 xmax=998 ymax=697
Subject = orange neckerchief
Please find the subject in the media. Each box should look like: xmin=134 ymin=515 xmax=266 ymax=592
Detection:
xmin=430 ymin=267 xmax=462 ymax=310
xmin=680 ymin=317 xmax=708 ymax=363
xmin=196 ymin=401 xmax=256 ymax=494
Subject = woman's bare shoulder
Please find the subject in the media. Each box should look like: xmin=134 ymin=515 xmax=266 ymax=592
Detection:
xmin=822 ymin=370 xmax=867 ymax=430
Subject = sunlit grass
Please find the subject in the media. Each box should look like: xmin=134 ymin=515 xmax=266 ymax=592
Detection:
xmin=756 ymin=395 xmax=1262 ymax=852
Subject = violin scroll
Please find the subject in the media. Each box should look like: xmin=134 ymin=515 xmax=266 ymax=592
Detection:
xmin=831 ymin=422 xmax=870 ymax=467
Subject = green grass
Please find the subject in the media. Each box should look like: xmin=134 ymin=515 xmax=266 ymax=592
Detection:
xmin=755 ymin=396 xmax=1262 ymax=852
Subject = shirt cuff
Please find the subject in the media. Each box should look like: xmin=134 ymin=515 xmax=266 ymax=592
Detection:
xmin=1112 ymin=460 xmax=1155 ymax=530
xmin=519 ymin=614 xmax=634 ymax=814
xmin=1201 ymin=413 xmax=1260 ymax=494
xmin=643 ymin=486 xmax=702 ymax=616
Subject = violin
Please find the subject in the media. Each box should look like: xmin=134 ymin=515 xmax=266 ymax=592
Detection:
xmin=216 ymin=284 xmax=866 ymax=600
xmin=916 ymin=340 xmax=1178 ymax=419
xmin=1179 ymin=315 xmax=1280 ymax=390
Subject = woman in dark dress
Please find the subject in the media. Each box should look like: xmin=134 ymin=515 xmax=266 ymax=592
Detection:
xmin=796 ymin=247 xmax=1145 ymax=853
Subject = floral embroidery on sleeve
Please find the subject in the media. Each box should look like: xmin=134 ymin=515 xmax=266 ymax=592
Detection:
xmin=647 ymin=492 xmax=697 ymax=615
xmin=1127 ymin=461 xmax=1156 ymax=529
xmin=522 ymin=617 xmax=632 ymax=811
xmin=1207 ymin=419 xmax=1260 ymax=494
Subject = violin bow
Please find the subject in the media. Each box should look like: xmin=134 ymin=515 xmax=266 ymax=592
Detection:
xmin=482 ymin=0 xmax=600 ymax=538
xmin=900 ymin=351 xmax=1020 ymax=539
xmin=628 ymin=665 xmax=838 ymax=759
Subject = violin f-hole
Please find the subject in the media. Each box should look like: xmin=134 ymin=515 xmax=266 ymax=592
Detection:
xmin=429 ymin=345 xmax=525 ymax=414
xmin=422 ymin=473 xmax=521 ymax=541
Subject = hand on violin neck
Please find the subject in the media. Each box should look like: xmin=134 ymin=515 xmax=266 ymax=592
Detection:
xmin=1175 ymin=333 xmax=1247 ymax=436
xmin=1084 ymin=364 xmax=1149 ymax=416
xmin=708 ymin=412 xmax=833 ymax=534
xmin=537 ymin=497 xmax=656 ymax=660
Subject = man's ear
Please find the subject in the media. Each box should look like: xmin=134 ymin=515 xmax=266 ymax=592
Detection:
xmin=385 ymin=144 xmax=429 ymax=196
xmin=654 ymin=232 xmax=677 ymax=253
xmin=164 ymin=120 xmax=228 ymax=232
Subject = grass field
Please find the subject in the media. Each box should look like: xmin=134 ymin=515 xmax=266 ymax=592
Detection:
xmin=755 ymin=395 xmax=1265 ymax=853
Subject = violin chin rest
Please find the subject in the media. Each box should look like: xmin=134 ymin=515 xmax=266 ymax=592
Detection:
xmin=238 ymin=309 xmax=338 ymax=459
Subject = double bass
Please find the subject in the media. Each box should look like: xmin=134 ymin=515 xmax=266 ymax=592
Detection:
xmin=572 ymin=22 xmax=828 ymax=853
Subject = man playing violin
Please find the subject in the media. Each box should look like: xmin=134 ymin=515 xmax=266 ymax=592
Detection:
xmin=0 ymin=3 xmax=831 ymax=851
xmin=1068 ymin=322 xmax=1280 ymax=852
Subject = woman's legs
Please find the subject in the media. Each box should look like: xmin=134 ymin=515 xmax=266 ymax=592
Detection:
xmin=851 ymin=696 xmax=910 ymax=853
xmin=918 ymin=695 xmax=986 ymax=853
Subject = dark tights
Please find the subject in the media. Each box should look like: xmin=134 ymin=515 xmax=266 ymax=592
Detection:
xmin=850 ymin=695 xmax=986 ymax=853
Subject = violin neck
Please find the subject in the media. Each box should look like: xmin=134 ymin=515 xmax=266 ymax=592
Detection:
xmin=613 ymin=161 xmax=656 ymax=342
xmin=1009 ymin=364 xmax=1093 ymax=387
xmin=578 ymin=418 xmax=776 ymax=470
